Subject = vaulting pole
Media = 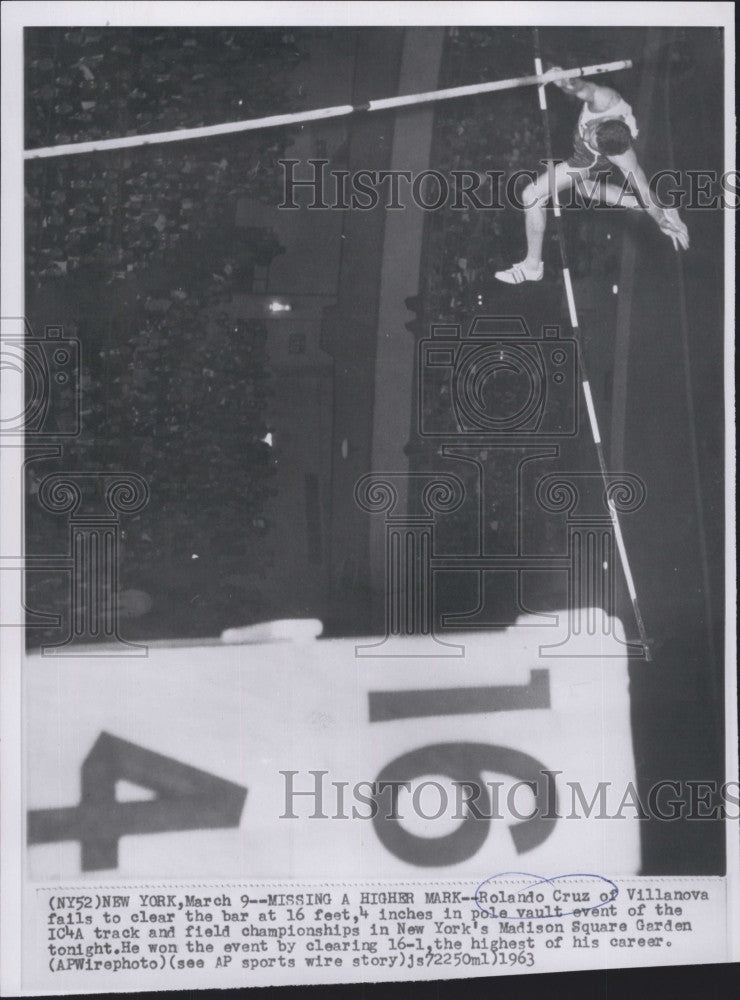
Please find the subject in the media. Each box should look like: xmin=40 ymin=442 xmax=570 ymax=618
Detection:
xmin=24 ymin=59 xmax=632 ymax=160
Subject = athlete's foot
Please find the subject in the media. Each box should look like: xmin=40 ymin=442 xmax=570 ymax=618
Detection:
xmin=494 ymin=260 xmax=544 ymax=284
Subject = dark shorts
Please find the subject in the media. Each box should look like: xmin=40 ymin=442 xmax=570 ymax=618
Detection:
xmin=566 ymin=129 xmax=612 ymax=173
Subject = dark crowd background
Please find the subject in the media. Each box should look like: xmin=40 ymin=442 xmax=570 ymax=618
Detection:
xmin=24 ymin=28 xmax=310 ymax=641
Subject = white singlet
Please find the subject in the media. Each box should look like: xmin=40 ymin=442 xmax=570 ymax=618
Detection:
xmin=578 ymin=95 xmax=639 ymax=153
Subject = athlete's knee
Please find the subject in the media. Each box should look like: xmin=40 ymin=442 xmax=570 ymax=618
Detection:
xmin=520 ymin=181 xmax=546 ymax=211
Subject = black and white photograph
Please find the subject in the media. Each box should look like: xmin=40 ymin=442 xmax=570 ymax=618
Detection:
xmin=0 ymin=2 xmax=737 ymax=994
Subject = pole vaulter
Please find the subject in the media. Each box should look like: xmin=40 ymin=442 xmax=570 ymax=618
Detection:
xmin=24 ymin=60 xmax=632 ymax=159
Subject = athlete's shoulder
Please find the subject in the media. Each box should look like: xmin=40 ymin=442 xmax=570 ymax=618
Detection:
xmin=591 ymin=86 xmax=624 ymax=111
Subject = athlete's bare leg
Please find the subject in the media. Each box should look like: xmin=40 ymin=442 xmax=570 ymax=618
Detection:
xmin=575 ymin=174 xmax=689 ymax=249
xmin=574 ymin=174 xmax=641 ymax=209
xmin=495 ymin=162 xmax=589 ymax=283
xmin=522 ymin=162 xmax=590 ymax=266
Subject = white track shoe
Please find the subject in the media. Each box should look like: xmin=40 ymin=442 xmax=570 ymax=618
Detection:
xmin=494 ymin=260 xmax=544 ymax=284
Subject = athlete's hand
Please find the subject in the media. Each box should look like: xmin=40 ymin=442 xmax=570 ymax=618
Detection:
xmin=543 ymin=65 xmax=566 ymax=85
xmin=658 ymin=208 xmax=690 ymax=251
xmin=544 ymin=65 xmax=581 ymax=93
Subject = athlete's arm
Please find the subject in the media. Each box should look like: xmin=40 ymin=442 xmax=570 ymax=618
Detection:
xmin=547 ymin=67 xmax=593 ymax=101
xmin=547 ymin=67 xmax=619 ymax=108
